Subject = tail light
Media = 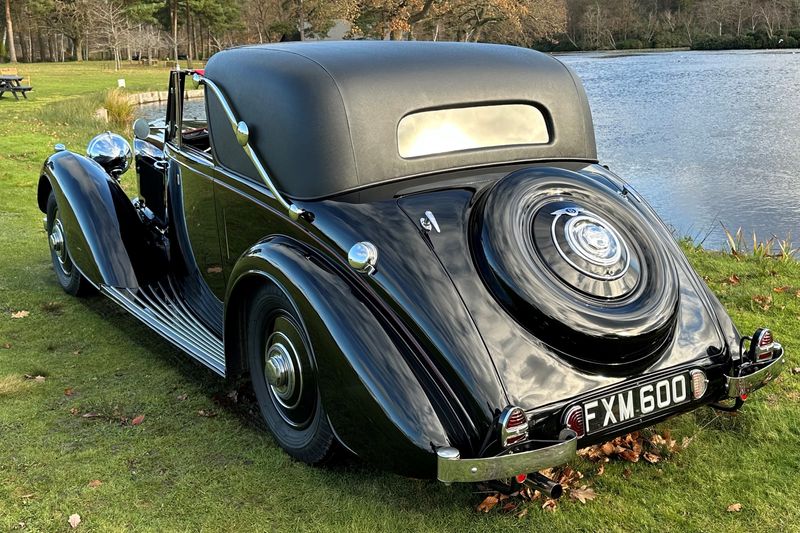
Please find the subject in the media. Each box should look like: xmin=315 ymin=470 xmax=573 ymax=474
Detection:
xmin=562 ymin=405 xmax=586 ymax=438
xmin=750 ymin=328 xmax=776 ymax=362
xmin=499 ymin=406 xmax=529 ymax=447
xmin=690 ymin=369 xmax=708 ymax=400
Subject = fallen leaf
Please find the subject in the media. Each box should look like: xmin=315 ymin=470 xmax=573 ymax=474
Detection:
xmin=69 ymin=407 xmax=78 ymax=415
xmin=176 ymin=394 xmax=188 ymax=401
xmin=596 ymin=464 xmax=605 ymax=476
xmin=197 ymin=410 xmax=217 ymax=417
xmin=72 ymin=350 xmax=81 ymax=356
xmin=727 ymin=503 xmax=742 ymax=512
xmin=501 ymin=502 xmax=517 ymax=513
xmin=19 ymin=493 xmax=34 ymax=499
xmin=623 ymin=468 xmax=632 ymax=479
xmin=727 ymin=274 xmax=740 ymax=285
xmin=33 ymin=376 xmax=45 ymax=383
xmin=88 ymin=480 xmax=102 ymax=488
xmin=515 ymin=508 xmax=528 ymax=519
xmin=682 ymin=436 xmax=693 ymax=449
xmin=773 ymin=286 xmax=790 ymax=293
xmin=68 ymin=514 xmax=81 ymax=528
xmin=64 ymin=388 xmax=74 ymax=397
xmin=792 ymin=368 xmax=800 ymax=375
xmin=619 ymin=448 xmax=640 ymax=463
xmin=541 ymin=498 xmax=558 ymax=512
xmin=643 ymin=452 xmax=661 ymax=464
xmin=2 ymin=343 xmax=10 ymax=349
xmin=569 ymin=486 xmax=597 ymax=504
xmin=131 ymin=415 xmax=145 ymax=426
xmin=11 ymin=310 xmax=29 ymax=319
xmin=752 ymin=295 xmax=772 ymax=311
xmin=476 ymin=495 xmax=499 ymax=513
xmin=81 ymin=412 xmax=101 ymax=419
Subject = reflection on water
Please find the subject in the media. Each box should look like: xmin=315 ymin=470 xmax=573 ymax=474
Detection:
xmin=559 ymin=49 xmax=800 ymax=249
xmin=140 ymin=50 xmax=800 ymax=250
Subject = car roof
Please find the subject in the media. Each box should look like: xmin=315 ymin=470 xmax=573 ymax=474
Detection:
xmin=205 ymin=41 xmax=597 ymax=200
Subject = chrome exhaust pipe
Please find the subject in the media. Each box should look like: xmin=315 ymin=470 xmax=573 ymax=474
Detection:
xmin=524 ymin=472 xmax=563 ymax=499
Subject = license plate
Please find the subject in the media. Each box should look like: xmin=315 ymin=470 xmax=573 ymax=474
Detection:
xmin=582 ymin=372 xmax=692 ymax=434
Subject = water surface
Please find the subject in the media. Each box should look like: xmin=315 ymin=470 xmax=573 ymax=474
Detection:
xmin=559 ymin=50 xmax=800 ymax=249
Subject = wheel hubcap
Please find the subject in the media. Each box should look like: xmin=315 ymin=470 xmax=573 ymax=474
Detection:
xmin=264 ymin=338 xmax=296 ymax=402
xmin=48 ymin=213 xmax=72 ymax=275
xmin=262 ymin=315 xmax=315 ymax=429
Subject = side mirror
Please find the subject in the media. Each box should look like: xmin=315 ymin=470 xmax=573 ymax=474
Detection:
xmin=133 ymin=118 xmax=151 ymax=140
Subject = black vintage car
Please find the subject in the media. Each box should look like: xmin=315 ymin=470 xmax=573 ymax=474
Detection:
xmin=38 ymin=42 xmax=784 ymax=494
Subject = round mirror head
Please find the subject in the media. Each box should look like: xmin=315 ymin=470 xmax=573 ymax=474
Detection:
xmin=87 ymin=132 xmax=132 ymax=177
xmin=133 ymin=118 xmax=151 ymax=140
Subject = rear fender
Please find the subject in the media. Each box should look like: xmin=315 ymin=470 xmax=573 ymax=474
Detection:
xmin=225 ymin=237 xmax=448 ymax=477
xmin=38 ymin=151 xmax=141 ymax=289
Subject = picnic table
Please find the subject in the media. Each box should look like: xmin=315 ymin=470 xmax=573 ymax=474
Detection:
xmin=0 ymin=75 xmax=33 ymax=100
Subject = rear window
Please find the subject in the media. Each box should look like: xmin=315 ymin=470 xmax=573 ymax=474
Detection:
xmin=398 ymin=104 xmax=550 ymax=158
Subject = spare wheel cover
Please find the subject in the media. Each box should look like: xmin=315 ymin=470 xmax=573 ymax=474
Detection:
xmin=475 ymin=167 xmax=680 ymax=370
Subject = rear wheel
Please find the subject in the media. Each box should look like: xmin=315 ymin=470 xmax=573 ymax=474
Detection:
xmin=245 ymin=283 xmax=336 ymax=464
xmin=45 ymin=191 xmax=95 ymax=296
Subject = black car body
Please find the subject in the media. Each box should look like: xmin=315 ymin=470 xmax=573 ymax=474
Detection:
xmin=37 ymin=42 xmax=785 ymax=487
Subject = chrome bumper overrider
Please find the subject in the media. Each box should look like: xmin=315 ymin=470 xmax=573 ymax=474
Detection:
xmin=436 ymin=435 xmax=577 ymax=483
xmin=726 ymin=346 xmax=786 ymax=398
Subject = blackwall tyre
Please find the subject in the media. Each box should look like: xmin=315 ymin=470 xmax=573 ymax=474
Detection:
xmin=245 ymin=282 xmax=337 ymax=464
xmin=45 ymin=191 xmax=95 ymax=297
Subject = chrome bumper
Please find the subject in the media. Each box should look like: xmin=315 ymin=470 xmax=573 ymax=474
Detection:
xmin=436 ymin=435 xmax=577 ymax=483
xmin=726 ymin=345 xmax=786 ymax=398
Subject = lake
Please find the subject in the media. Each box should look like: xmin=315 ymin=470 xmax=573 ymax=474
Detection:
xmin=559 ymin=49 xmax=800 ymax=250
xmin=141 ymin=50 xmax=800 ymax=250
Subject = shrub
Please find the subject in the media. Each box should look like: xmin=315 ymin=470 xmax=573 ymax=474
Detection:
xmin=104 ymin=88 xmax=134 ymax=127
xmin=618 ymin=39 xmax=644 ymax=50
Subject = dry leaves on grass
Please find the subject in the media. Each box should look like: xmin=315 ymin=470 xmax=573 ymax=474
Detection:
xmin=64 ymin=388 xmax=75 ymax=397
xmin=68 ymin=514 xmax=81 ymax=528
xmin=197 ymin=409 xmax=217 ymax=417
xmin=569 ymin=486 xmax=597 ymax=504
xmin=752 ymin=295 xmax=772 ymax=311
xmin=88 ymin=480 xmax=102 ymax=488
xmin=2 ymin=343 xmax=11 ymax=349
xmin=727 ymin=274 xmax=741 ymax=285
xmin=10 ymin=310 xmax=29 ymax=319
xmin=727 ymin=503 xmax=742 ymax=512
xmin=23 ymin=374 xmax=45 ymax=383
xmin=792 ymin=367 xmax=800 ymax=375
xmin=477 ymin=495 xmax=500 ymax=513
xmin=176 ymin=393 xmax=188 ymax=401
xmin=773 ymin=286 xmax=790 ymax=293
xmin=131 ymin=415 xmax=145 ymax=426
xmin=579 ymin=431 xmax=684 ymax=467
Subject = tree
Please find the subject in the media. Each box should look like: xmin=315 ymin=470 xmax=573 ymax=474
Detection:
xmin=4 ymin=0 xmax=16 ymax=62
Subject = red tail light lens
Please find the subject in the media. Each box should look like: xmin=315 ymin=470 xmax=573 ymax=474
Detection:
xmin=499 ymin=406 xmax=529 ymax=447
xmin=563 ymin=405 xmax=586 ymax=437
xmin=751 ymin=328 xmax=776 ymax=361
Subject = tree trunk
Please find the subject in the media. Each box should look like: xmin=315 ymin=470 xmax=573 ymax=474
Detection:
xmin=74 ymin=36 xmax=83 ymax=61
xmin=184 ymin=0 xmax=193 ymax=66
xmin=4 ymin=0 xmax=17 ymax=62
xmin=171 ymin=0 xmax=179 ymax=67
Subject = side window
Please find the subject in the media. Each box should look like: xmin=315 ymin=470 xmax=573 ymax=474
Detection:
xmin=180 ymin=87 xmax=212 ymax=157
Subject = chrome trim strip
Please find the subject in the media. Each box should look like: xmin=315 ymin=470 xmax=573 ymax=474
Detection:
xmin=436 ymin=435 xmax=577 ymax=483
xmin=726 ymin=347 xmax=785 ymax=398
xmin=190 ymin=73 xmax=306 ymax=221
xmin=102 ymin=284 xmax=225 ymax=376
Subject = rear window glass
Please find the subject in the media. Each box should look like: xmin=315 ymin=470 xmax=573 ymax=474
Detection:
xmin=398 ymin=104 xmax=549 ymax=158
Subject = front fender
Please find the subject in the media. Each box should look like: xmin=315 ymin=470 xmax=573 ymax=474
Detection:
xmin=225 ymin=237 xmax=449 ymax=477
xmin=38 ymin=151 xmax=140 ymax=289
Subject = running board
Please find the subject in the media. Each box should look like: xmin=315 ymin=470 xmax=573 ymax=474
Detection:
xmin=102 ymin=280 xmax=226 ymax=376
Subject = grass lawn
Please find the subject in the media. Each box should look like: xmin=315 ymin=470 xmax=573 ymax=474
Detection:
xmin=1 ymin=61 xmax=799 ymax=532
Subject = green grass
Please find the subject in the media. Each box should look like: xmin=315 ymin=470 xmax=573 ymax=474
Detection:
xmin=2 ymin=62 xmax=800 ymax=532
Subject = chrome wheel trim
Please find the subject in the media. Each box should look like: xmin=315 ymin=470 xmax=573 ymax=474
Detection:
xmin=550 ymin=207 xmax=630 ymax=281
xmin=49 ymin=209 xmax=73 ymax=275
xmin=264 ymin=332 xmax=299 ymax=408
xmin=263 ymin=320 xmax=312 ymax=429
